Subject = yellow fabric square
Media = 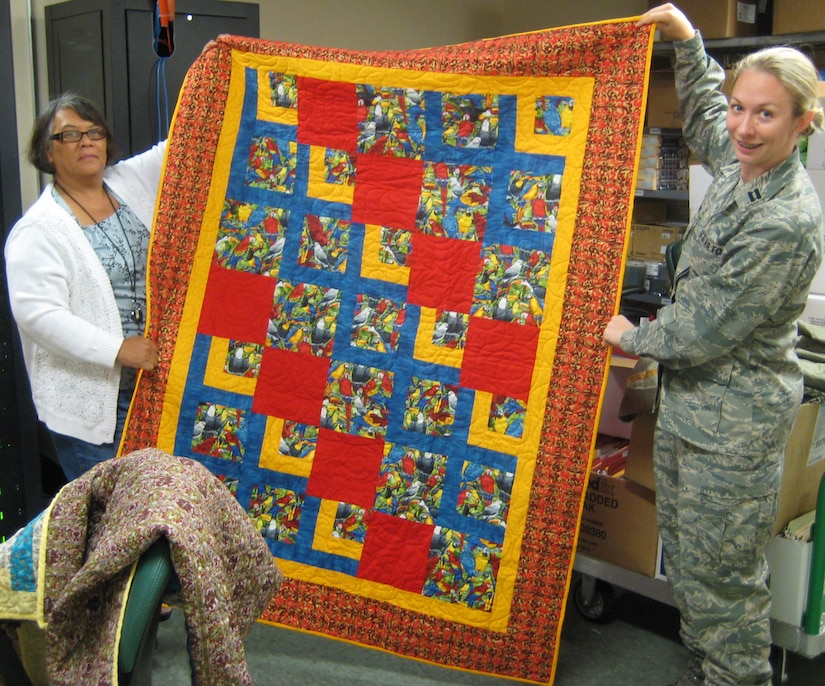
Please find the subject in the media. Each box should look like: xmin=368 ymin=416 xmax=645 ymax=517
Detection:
xmin=413 ymin=306 xmax=465 ymax=368
xmin=257 ymin=68 xmax=299 ymax=125
xmin=514 ymin=76 xmax=594 ymax=156
xmin=360 ymin=223 xmax=410 ymax=286
xmin=312 ymin=499 xmax=364 ymax=560
xmin=203 ymin=336 xmax=258 ymax=395
xmin=306 ymin=145 xmax=355 ymax=204
xmin=259 ymin=416 xmax=314 ymax=477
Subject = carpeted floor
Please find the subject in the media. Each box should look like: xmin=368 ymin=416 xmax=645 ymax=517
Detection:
xmin=152 ymin=581 xmax=825 ymax=685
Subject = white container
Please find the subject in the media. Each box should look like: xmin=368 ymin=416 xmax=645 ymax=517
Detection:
xmin=767 ymin=535 xmax=812 ymax=627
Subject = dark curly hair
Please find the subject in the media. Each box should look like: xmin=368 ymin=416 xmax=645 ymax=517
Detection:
xmin=27 ymin=92 xmax=118 ymax=174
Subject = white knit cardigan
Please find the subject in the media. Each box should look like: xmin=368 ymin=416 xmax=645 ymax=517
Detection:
xmin=5 ymin=142 xmax=166 ymax=444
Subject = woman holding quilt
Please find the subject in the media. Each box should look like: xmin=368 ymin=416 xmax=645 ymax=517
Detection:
xmin=5 ymin=93 xmax=165 ymax=480
xmin=603 ymin=4 xmax=824 ymax=685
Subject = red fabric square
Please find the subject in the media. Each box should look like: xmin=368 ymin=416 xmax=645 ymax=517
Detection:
xmin=297 ymin=77 xmax=358 ymax=153
xmin=198 ymin=264 xmax=275 ymax=344
xmin=252 ymin=348 xmax=329 ymax=424
xmin=306 ymin=429 xmax=384 ymax=508
xmin=406 ymin=235 xmax=481 ymax=312
xmin=351 ymin=154 xmax=423 ymax=229
xmin=460 ymin=318 xmax=540 ymax=401
xmin=357 ymin=511 xmax=433 ymax=593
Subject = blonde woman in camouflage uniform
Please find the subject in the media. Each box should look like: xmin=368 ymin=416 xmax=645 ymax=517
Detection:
xmin=604 ymin=4 xmax=824 ymax=686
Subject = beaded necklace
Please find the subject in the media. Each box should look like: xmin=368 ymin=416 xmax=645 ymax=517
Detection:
xmin=54 ymin=180 xmax=144 ymax=324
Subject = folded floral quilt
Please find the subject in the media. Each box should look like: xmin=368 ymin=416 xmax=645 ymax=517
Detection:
xmin=0 ymin=449 xmax=282 ymax=685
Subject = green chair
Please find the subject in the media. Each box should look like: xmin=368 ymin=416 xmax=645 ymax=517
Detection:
xmin=118 ymin=537 xmax=176 ymax=685
xmin=0 ymin=537 xmax=175 ymax=686
xmin=665 ymin=237 xmax=684 ymax=286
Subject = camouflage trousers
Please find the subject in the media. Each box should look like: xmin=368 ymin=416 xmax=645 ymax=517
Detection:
xmin=653 ymin=428 xmax=780 ymax=686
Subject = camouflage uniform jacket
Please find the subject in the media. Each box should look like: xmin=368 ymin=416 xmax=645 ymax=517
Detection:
xmin=621 ymin=33 xmax=823 ymax=457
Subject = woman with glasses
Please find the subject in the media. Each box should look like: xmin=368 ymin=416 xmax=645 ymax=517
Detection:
xmin=5 ymin=92 xmax=165 ymax=480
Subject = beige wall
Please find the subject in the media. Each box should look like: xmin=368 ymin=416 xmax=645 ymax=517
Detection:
xmin=12 ymin=0 xmax=646 ymax=208
xmin=246 ymin=0 xmax=647 ymax=49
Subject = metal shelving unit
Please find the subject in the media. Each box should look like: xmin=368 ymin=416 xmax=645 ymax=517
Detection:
xmin=653 ymin=31 xmax=825 ymax=56
xmin=635 ymin=188 xmax=689 ymax=201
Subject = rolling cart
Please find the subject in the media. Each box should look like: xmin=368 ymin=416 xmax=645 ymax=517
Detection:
xmin=571 ymin=550 xmax=672 ymax=624
xmin=571 ymin=472 xmax=825 ymax=675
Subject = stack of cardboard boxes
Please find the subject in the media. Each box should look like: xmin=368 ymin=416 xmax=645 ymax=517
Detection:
xmin=771 ymin=0 xmax=825 ymax=36
xmin=579 ymin=400 xmax=825 ymax=582
xmin=656 ymin=0 xmax=767 ymax=40
xmin=577 ymin=412 xmax=663 ymax=577
xmin=647 ymin=0 xmax=823 ymax=41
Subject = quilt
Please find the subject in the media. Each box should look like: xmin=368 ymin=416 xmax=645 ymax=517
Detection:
xmin=124 ymin=18 xmax=653 ymax=684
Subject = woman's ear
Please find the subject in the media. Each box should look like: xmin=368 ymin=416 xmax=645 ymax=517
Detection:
xmin=797 ymin=110 xmax=815 ymax=135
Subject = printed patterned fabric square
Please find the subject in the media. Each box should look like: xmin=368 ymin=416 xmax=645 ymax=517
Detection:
xmin=127 ymin=20 xmax=653 ymax=685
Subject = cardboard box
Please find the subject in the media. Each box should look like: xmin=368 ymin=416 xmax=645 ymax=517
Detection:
xmin=577 ymin=474 xmax=660 ymax=576
xmin=619 ymin=403 xmax=825 ymax=536
xmin=776 ymin=402 xmax=825 ymax=535
xmin=629 ymin=223 xmax=685 ymax=261
xmin=646 ymin=71 xmax=681 ymax=129
xmin=649 ymin=69 xmax=733 ymax=133
xmin=654 ymin=0 xmax=760 ymax=39
xmin=580 ymin=402 xmax=825 ymax=578
xmin=625 ymin=411 xmax=656 ymax=491
xmin=773 ymin=0 xmax=825 ymax=34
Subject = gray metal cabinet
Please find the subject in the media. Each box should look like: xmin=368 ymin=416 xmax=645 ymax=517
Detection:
xmin=46 ymin=0 xmax=259 ymax=156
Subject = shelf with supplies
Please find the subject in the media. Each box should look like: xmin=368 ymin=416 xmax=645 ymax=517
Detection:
xmin=635 ymin=188 xmax=689 ymax=201
xmin=645 ymin=30 xmax=825 ymax=130
xmin=652 ymin=31 xmax=825 ymax=61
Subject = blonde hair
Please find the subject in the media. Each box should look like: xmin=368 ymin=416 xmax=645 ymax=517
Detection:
xmin=733 ymin=46 xmax=824 ymax=137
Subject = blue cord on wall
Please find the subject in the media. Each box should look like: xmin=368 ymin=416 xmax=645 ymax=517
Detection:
xmin=155 ymin=57 xmax=171 ymax=140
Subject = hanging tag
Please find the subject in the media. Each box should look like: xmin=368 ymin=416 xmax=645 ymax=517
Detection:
xmin=153 ymin=0 xmax=176 ymax=57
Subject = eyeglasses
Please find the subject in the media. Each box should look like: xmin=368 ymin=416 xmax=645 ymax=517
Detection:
xmin=50 ymin=127 xmax=106 ymax=143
